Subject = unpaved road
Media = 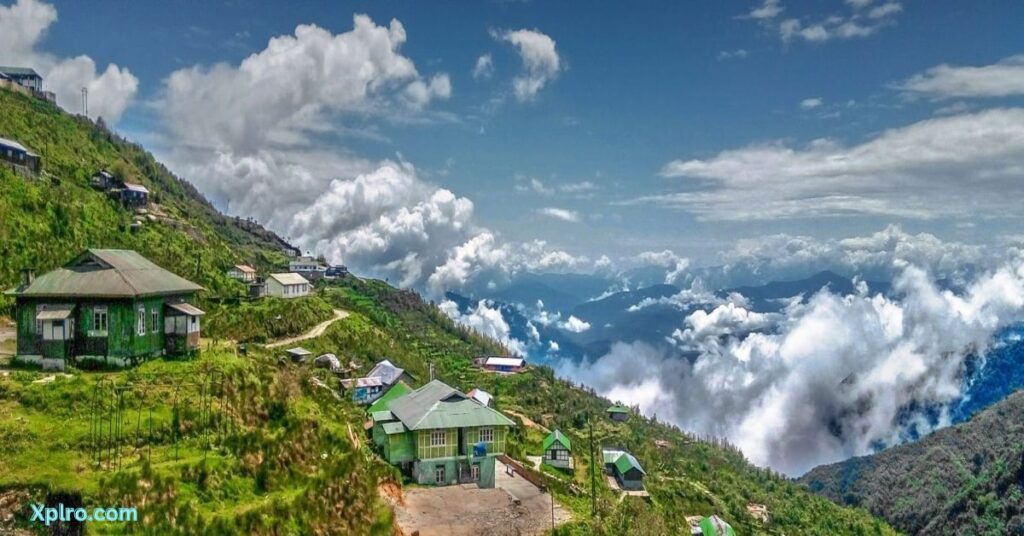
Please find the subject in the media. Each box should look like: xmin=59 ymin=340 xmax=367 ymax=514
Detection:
xmin=265 ymin=309 xmax=349 ymax=348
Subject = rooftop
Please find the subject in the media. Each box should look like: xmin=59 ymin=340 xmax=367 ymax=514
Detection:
xmin=367 ymin=359 xmax=408 ymax=386
xmin=387 ymin=380 xmax=516 ymax=431
xmin=0 ymin=66 xmax=41 ymax=77
xmin=6 ymin=249 xmax=203 ymax=299
xmin=484 ymin=357 xmax=525 ymax=367
xmin=543 ymin=429 xmax=572 ymax=452
xmin=602 ymin=449 xmax=645 ymax=475
xmin=268 ymin=272 xmax=310 ymax=286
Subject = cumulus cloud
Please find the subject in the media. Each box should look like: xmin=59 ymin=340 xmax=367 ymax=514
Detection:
xmin=560 ymin=315 xmax=591 ymax=333
xmin=745 ymin=0 xmax=784 ymax=20
xmin=537 ymin=207 xmax=581 ymax=223
xmin=640 ymin=108 xmax=1024 ymax=221
xmin=0 ymin=0 xmax=138 ymax=122
xmin=439 ymin=299 xmax=527 ymax=355
xmin=636 ymin=250 xmax=691 ymax=285
xmin=492 ymin=28 xmax=561 ymax=101
xmin=559 ymin=259 xmax=1024 ymax=475
xmin=896 ymin=55 xmax=1024 ymax=100
xmin=472 ymin=53 xmax=494 ymax=80
xmin=717 ymin=49 xmax=749 ymax=61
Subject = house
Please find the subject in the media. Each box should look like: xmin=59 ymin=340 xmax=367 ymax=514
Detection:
xmin=0 ymin=136 xmax=42 ymax=174
xmin=4 ymin=249 xmax=205 ymax=369
xmin=288 ymin=256 xmax=327 ymax=281
xmin=543 ymin=429 xmax=573 ymax=469
xmin=90 ymin=169 xmax=117 ymax=190
xmin=370 ymin=380 xmax=516 ymax=488
xmin=248 ymin=279 xmax=267 ymax=299
xmin=116 ymin=183 xmax=149 ymax=209
xmin=607 ymin=404 xmax=630 ymax=422
xmin=602 ymin=449 xmax=646 ymax=491
xmin=285 ymin=347 xmax=312 ymax=363
xmin=480 ymin=356 xmax=526 ymax=373
xmin=325 ymin=265 xmax=348 ymax=278
xmin=266 ymin=273 xmax=311 ymax=298
xmin=342 ymin=359 xmax=415 ymax=405
xmin=0 ymin=66 xmax=42 ymax=92
xmin=227 ymin=264 xmax=257 ymax=282
xmin=467 ymin=388 xmax=492 ymax=407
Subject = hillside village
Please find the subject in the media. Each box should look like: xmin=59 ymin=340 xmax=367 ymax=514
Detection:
xmin=0 ymin=78 xmax=901 ymax=535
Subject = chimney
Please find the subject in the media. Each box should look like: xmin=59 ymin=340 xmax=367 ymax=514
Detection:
xmin=20 ymin=269 xmax=34 ymax=287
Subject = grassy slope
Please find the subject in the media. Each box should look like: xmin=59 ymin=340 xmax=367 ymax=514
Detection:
xmin=0 ymin=87 xmax=896 ymax=534
xmin=799 ymin=391 xmax=1024 ymax=535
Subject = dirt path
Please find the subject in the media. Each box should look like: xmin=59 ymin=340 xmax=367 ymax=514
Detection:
xmin=265 ymin=309 xmax=349 ymax=348
xmin=504 ymin=410 xmax=549 ymax=434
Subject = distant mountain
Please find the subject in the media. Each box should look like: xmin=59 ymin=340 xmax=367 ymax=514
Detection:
xmin=799 ymin=390 xmax=1024 ymax=535
xmin=722 ymin=270 xmax=891 ymax=312
xmin=572 ymin=283 xmax=681 ymax=322
xmin=478 ymin=272 xmax=614 ymax=313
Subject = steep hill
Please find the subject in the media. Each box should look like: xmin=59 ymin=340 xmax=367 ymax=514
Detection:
xmin=0 ymin=87 xmax=897 ymax=535
xmin=799 ymin=390 xmax=1024 ymax=535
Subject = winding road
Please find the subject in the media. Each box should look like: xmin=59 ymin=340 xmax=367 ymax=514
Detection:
xmin=265 ymin=308 xmax=349 ymax=348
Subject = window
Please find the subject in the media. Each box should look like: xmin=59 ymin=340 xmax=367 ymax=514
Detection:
xmin=557 ymin=449 xmax=570 ymax=461
xmin=93 ymin=306 xmax=108 ymax=332
xmin=471 ymin=463 xmax=480 ymax=481
xmin=151 ymin=309 xmax=159 ymax=333
xmin=430 ymin=430 xmax=446 ymax=447
xmin=435 ymin=465 xmax=446 ymax=485
xmin=479 ymin=428 xmax=493 ymax=443
xmin=137 ymin=305 xmax=146 ymax=336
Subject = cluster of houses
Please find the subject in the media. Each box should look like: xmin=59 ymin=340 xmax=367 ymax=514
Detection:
xmin=225 ymin=255 xmax=347 ymax=300
xmin=4 ymin=249 xmax=206 ymax=370
xmin=0 ymin=66 xmax=56 ymax=104
xmin=91 ymin=169 xmax=151 ymax=211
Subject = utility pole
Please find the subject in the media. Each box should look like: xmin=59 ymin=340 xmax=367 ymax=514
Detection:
xmin=589 ymin=416 xmax=597 ymax=517
xmin=81 ymin=86 xmax=88 ymax=117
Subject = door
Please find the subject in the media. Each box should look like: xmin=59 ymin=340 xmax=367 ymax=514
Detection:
xmin=435 ymin=465 xmax=446 ymax=485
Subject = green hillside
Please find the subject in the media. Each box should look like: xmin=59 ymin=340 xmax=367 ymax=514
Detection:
xmin=799 ymin=391 xmax=1024 ymax=535
xmin=0 ymin=87 xmax=897 ymax=535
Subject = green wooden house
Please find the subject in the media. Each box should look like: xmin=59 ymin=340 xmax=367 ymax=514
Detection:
xmin=371 ymin=380 xmax=516 ymax=488
xmin=607 ymin=404 xmax=630 ymax=422
xmin=542 ymin=429 xmax=573 ymax=469
xmin=603 ymin=449 xmax=646 ymax=491
xmin=5 ymin=249 xmax=205 ymax=369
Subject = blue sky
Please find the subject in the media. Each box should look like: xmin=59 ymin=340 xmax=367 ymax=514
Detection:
xmin=4 ymin=0 xmax=1024 ymax=290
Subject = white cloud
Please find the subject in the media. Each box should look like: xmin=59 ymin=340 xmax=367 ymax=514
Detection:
xmin=559 ymin=259 xmax=1024 ymax=475
xmin=897 ymin=55 xmax=1024 ymax=100
xmin=749 ymin=0 xmax=902 ymax=44
xmin=472 ymin=53 xmax=494 ymax=80
xmin=516 ymin=177 xmax=597 ymax=197
xmin=560 ymin=315 xmax=591 ymax=333
xmin=537 ymin=207 xmax=581 ymax=223
xmin=746 ymin=0 xmax=784 ymax=20
xmin=636 ymin=250 xmax=691 ymax=285
xmin=642 ymin=108 xmax=1024 ymax=221
xmin=492 ymin=28 xmax=561 ymax=101
xmin=439 ymin=299 xmax=527 ymax=355
xmin=717 ymin=49 xmax=749 ymax=61
xmin=800 ymin=97 xmax=823 ymax=109
xmin=0 ymin=0 xmax=138 ymax=122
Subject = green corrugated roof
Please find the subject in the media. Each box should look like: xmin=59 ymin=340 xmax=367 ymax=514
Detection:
xmin=370 ymin=410 xmax=395 ymax=423
xmin=367 ymin=381 xmax=411 ymax=414
xmin=6 ymin=249 xmax=203 ymax=298
xmin=603 ymin=449 xmax=645 ymax=475
xmin=607 ymin=404 xmax=630 ymax=414
xmin=382 ymin=422 xmax=408 ymax=435
xmin=543 ymin=429 xmax=571 ymax=452
xmin=388 ymin=380 xmax=516 ymax=431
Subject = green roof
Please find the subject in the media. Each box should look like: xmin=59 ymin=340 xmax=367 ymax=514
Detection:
xmin=387 ymin=380 xmax=516 ymax=431
xmin=607 ymin=404 xmax=630 ymax=414
xmin=543 ymin=429 xmax=571 ymax=452
xmin=6 ymin=249 xmax=202 ymax=298
xmin=370 ymin=410 xmax=395 ymax=423
xmin=382 ymin=422 xmax=408 ymax=435
xmin=699 ymin=515 xmax=736 ymax=536
xmin=602 ymin=449 xmax=645 ymax=476
xmin=367 ymin=381 xmax=411 ymax=414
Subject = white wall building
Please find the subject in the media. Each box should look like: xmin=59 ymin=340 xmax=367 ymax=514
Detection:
xmin=266 ymin=272 xmax=311 ymax=299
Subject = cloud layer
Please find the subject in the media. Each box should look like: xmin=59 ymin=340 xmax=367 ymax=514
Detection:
xmin=897 ymin=54 xmax=1024 ymax=100
xmin=560 ymin=258 xmax=1024 ymax=475
xmin=492 ymin=28 xmax=561 ymax=101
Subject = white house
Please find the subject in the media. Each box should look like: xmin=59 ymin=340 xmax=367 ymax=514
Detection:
xmin=227 ymin=264 xmax=257 ymax=282
xmin=266 ymin=273 xmax=311 ymax=299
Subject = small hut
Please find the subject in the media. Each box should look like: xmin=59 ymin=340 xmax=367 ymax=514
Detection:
xmin=543 ymin=429 xmax=573 ymax=469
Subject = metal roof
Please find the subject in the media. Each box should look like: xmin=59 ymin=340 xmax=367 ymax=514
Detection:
xmin=382 ymin=422 xmax=408 ymax=435
xmin=166 ymin=302 xmax=205 ymax=316
xmin=367 ymin=359 xmax=406 ymax=386
xmin=0 ymin=136 xmax=30 ymax=152
xmin=370 ymin=410 xmax=395 ymax=423
xmin=7 ymin=250 xmax=203 ymax=298
xmin=468 ymin=388 xmax=492 ymax=407
xmin=607 ymin=404 xmax=630 ymax=414
xmin=233 ymin=264 xmax=256 ymax=273
xmin=124 ymin=183 xmax=149 ymax=194
xmin=36 ymin=304 xmax=74 ymax=320
xmin=387 ymin=380 xmax=516 ymax=431
xmin=367 ymin=381 xmax=411 ymax=414
xmin=484 ymin=357 xmax=525 ymax=367
xmin=0 ymin=66 xmax=41 ymax=77
xmin=543 ymin=429 xmax=571 ymax=452
xmin=268 ymin=272 xmax=309 ymax=286
xmin=342 ymin=376 xmax=383 ymax=388
xmin=602 ymin=449 xmax=645 ymax=475
xmin=286 ymin=347 xmax=312 ymax=356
